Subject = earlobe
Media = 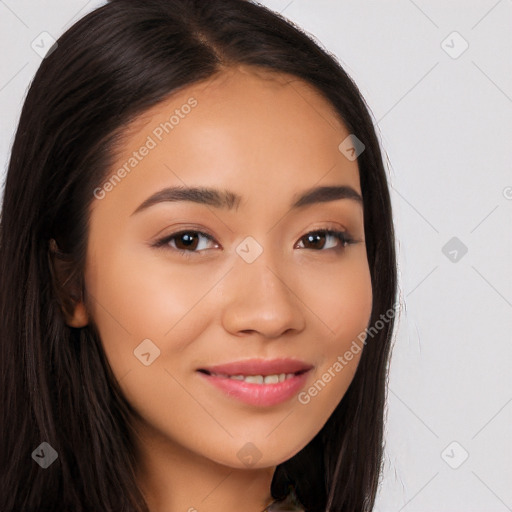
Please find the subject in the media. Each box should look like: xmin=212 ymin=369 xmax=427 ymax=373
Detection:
xmin=64 ymin=301 xmax=89 ymax=328
xmin=48 ymin=238 xmax=89 ymax=328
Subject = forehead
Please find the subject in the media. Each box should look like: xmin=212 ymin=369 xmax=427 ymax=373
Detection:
xmin=95 ymin=65 xmax=361 ymax=219
xmin=126 ymin=65 xmax=347 ymax=134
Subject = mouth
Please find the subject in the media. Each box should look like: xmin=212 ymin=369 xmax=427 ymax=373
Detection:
xmin=197 ymin=368 xmax=309 ymax=384
xmin=196 ymin=358 xmax=313 ymax=407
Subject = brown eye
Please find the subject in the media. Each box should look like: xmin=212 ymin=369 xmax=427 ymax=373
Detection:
xmin=296 ymin=230 xmax=353 ymax=251
xmin=173 ymin=232 xmax=200 ymax=251
xmin=153 ymin=230 xmax=218 ymax=255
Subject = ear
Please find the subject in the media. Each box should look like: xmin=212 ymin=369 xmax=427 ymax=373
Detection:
xmin=64 ymin=302 xmax=89 ymax=328
xmin=48 ymin=238 xmax=89 ymax=327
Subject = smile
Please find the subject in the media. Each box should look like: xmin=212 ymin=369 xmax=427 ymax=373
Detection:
xmin=206 ymin=371 xmax=299 ymax=384
xmin=196 ymin=359 xmax=313 ymax=407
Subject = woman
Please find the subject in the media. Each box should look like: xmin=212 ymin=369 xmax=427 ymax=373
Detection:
xmin=0 ymin=0 xmax=397 ymax=510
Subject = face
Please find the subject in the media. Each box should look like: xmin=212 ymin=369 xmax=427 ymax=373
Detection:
xmin=78 ymin=66 xmax=372 ymax=469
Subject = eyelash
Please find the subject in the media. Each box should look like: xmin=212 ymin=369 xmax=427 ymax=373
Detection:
xmin=152 ymin=228 xmax=357 ymax=258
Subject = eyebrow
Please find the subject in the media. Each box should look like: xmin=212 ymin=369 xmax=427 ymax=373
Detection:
xmin=131 ymin=184 xmax=363 ymax=216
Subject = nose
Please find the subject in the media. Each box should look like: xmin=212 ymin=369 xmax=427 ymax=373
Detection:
xmin=220 ymin=251 xmax=306 ymax=339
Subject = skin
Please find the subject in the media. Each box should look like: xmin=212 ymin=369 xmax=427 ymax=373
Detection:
xmin=67 ymin=65 xmax=373 ymax=512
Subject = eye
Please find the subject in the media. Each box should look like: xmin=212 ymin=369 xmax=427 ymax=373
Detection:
xmin=152 ymin=227 xmax=357 ymax=257
xmin=295 ymin=229 xmax=356 ymax=251
xmin=152 ymin=230 xmax=219 ymax=257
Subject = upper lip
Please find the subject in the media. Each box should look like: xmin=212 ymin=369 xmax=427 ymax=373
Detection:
xmin=198 ymin=358 xmax=313 ymax=376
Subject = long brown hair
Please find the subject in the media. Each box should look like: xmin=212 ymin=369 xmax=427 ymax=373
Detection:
xmin=0 ymin=1 xmax=397 ymax=510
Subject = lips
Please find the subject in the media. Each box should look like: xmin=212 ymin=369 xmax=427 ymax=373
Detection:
xmin=197 ymin=358 xmax=313 ymax=377
xmin=196 ymin=358 xmax=313 ymax=407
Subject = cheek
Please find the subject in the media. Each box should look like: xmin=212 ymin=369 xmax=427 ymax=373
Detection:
xmin=84 ymin=244 xmax=218 ymax=376
xmin=293 ymin=255 xmax=372 ymax=414
xmin=300 ymin=253 xmax=373 ymax=346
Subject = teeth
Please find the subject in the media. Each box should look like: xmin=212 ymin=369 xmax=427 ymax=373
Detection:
xmin=245 ymin=375 xmax=264 ymax=384
xmin=210 ymin=372 xmax=296 ymax=384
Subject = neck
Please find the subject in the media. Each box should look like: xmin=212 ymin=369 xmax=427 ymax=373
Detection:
xmin=133 ymin=419 xmax=276 ymax=512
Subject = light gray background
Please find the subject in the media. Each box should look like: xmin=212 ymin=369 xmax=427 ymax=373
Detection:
xmin=1 ymin=1 xmax=511 ymax=510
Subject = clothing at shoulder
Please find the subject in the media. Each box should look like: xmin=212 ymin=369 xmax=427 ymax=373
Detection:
xmin=264 ymin=488 xmax=304 ymax=511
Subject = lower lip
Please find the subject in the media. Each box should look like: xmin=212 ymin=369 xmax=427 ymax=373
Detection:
xmin=197 ymin=371 xmax=311 ymax=407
